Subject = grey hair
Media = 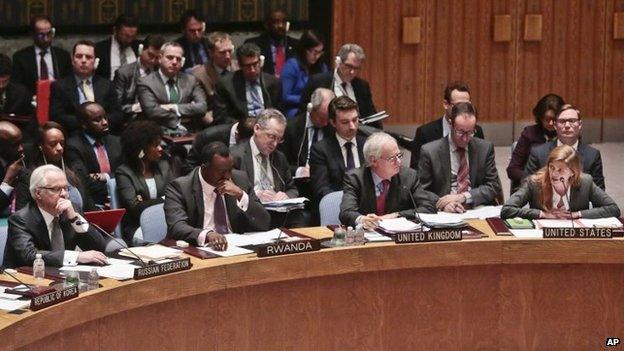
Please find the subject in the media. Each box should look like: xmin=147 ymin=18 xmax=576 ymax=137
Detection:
xmin=160 ymin=41 xmax=184 ymax=53
xmin=206 ymin=32 xmax=232 ymax=50
xmin=256 ymin=108 xmax=287 ymax=129
xmin=29 ymin=164 xmax=64 ymax=198
xmin=337 ymin=43 xmax=366 ymax=62
xmin=363 ymin=132 xmax=396 ymax=165
xmin=310 ymin=88 xmax=335 ymax=110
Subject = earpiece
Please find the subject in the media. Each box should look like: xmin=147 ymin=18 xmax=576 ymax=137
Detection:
xmin=138 ymin=43 xmax=144 ymax=55
xmin=180 ymin=56 xmax=186 ymax=67
xmin=285 ymin=21 xmax=291 ymax=32
xmin=94 ymin=57 xmax=100 ymax=69
xmin=50 ymin=27 xmax=56 ymax=37
xmin=306 ymin=102 xmax=313 ymax=113
xmin=259 ymin=55 xmax=265 ymax=68
xmin=138 ymin=150 xmax=145 ymax=159
xmin=334 ymin=56 xmax=341 ymax=67
xmin=202 ymin=22 xmax=206 ymax=32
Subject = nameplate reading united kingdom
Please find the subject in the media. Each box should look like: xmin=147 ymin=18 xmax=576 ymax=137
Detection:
xmin=257 ymin=240 xmax=321 ymax=257
xmin=133 ymin=258 xmax=192 ymax=280
xmin=543 ymin=227 xmax=613 ymax=239
xmin=394 ymin=229 xmax=463 ymax=244
xmin=30 ymin=285 xmax=79 ymax=311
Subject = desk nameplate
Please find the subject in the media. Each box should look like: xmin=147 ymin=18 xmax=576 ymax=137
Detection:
xmin=543 ymin=227 xmax=613 ymax=239
xmin=257 ymin=240 xmax=321 ymax=257
xmin=30 ymin=285 xmax=79 ymax=311
xmin=133 ymin=258 xmax=192 ymax=280
xmin=394 ymin=229 xmax=463 ymax=244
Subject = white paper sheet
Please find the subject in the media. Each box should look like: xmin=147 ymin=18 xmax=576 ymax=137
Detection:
xmin=378 ymin=218 xmax=421 ymax=233
xmin=510 ymin=229 xmax=544 ymax=238
xmin=224 ymin=229 xmax=288 ymax=246
xmin=261 ymin=197 xmax=308 ymax=206
xmin=578 ymin=217 xmax=623 ymax=228
xmin=96 ymin=264 xmax=138 ymax=280
xmin=197 ymin=245 xmax=254 ymax=257
xmin=533 ymin=219 xmax=578 ymax=228
xmin=364 ymin=231 xmax=392 ymax=242
xmin=460 ymin=206 xmax=502 ymax=219
xmin=417 ymin=212 xmax=465 ymax=225
xmin=119 ymin=245 xmax=182 ymax=261
xmin=0 ymin=299 xmax=30 ymax=311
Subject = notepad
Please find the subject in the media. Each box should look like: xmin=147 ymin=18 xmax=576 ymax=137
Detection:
xmin=197 ymin=245 xmax=254 ymax=257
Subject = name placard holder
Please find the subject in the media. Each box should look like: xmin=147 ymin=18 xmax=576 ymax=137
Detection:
xmin=542 ymin=227 xmax=613 ymax=239
xmin=394 ymin=229 xmax=463 ymax=244
xmin=133 ymin=258 xmax=192 ymax=280
xmin=257 ymin=240 xmax=321 ymax=258
xmin=30 ymin=285 xmax=79 ymax=311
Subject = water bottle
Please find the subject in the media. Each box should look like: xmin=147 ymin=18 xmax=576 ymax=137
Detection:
xmin=355 ymin=224 xmax=366 ymax=245
xmin=345 ymin=226 xmax=355 ymax=246
xmin=332 ymin=226 xmax=346 ymax=246
xmin=33 ymin=253 xmax=45 ymax=285
xmin=87 ymin=268 xmax=99 ymax=291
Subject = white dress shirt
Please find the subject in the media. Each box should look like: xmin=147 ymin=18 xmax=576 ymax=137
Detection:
xmin=38 ymin=207 xmax=89 ymax=266
xmin=109 ymin=35 xmax=137 ymax=80
xmin=557 ymin=139 xmax=579 ymax=150
xmin=551 ymin=186 xmax=571 ymax=210
xmin=333 ymin=69 xmax=356 ymax=102
xmin=34 ymin=45 xmax=55 ymax=80
xmin=335 ymin=134 xmax=361 ymax=168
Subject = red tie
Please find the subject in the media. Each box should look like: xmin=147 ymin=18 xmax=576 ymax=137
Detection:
xmin=557 ymin=197 xmax=565 ymax=210
xmin=95 ymin=141 xmax=111 ymax=174
xmin=275 ymin=45 xmax=285 ymax=77
xmin=456 ymin=147 xmax=471 ymax=194
xmin=376 ymin=180 xmax=390 ymax=216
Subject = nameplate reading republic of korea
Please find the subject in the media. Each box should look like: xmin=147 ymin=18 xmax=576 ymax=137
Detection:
xmin=543 ymin=227 xmax=613 ymax=239
xmin=394 ymin=229 xmax=463 ymax=244
xmin=30 ymin=285 xmax=79 ymax=311
xmin=257 ymin=240 xmax=321 ymax=257
xmin=133 ymin=257 xmax=192 ymax=280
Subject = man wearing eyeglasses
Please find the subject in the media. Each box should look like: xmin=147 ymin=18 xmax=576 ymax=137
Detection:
xmin=5 ymin=164 xmax=108 ymax=268
xmin=418 ymin=102 xmax=502 ymax=213
xmin=524 ymin=104 xmax=604 ymax=190
xmin=340 ymin=132 xmax=437 ymax=229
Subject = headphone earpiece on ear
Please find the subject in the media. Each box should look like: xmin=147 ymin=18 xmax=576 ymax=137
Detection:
xmin=138 ymin=43 xmax=144 ymax=55
xmin=50 ymin=27 xmax=56 ymax=37
xmin=334 ymin=56 xmax=341 ymax=67
xmin=202 ymin=22 xmax=206 ymax=32
xmin=285 ymin=21 xmax=291 ymax=32
xmin=94 ymin=57 xmax=100 ymax=70
xmin=306 ymin=102 xmax=313 ymax=113
xmin=138 ymin=150 xmax=145 ymax=159
xmin=180 ymin=56 xmax=186 ymax=67
xmin=259 ymin=55 xmax=265 ymax=68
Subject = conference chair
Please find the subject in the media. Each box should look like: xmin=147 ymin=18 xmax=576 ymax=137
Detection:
xmin=319 ymin=191 xmax=344 ymax=226
xmin=140 ymin=203 xmax=167 ymax=243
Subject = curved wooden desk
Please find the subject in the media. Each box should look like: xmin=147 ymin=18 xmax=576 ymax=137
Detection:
xmin=2 ymin=223 xmax=624 ymax=350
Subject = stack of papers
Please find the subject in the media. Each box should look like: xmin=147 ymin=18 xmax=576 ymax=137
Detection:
xmin=417 ymin=213 xmax=466 ymax=228
xmin=60 ymin=258 xmax=140 ymax=281
xmin=197 ymin=245 xmax=254 ymax=257
xmin=119 ymin=245 xmax=182 ymax=261
xmin=378 ymin=218 xmax=421 ymax=233
xmin=0 ymin=286 xmax=30 ymax=311
xmin=578 ymin=217 xmax=623 ymax=228
xmin=224 ymin=229 xmax=289 ymax=246
xmin=262 ymin=197 xmax=308 ymax=213
xmin=364 ymin=231 xmax=393 ymax=242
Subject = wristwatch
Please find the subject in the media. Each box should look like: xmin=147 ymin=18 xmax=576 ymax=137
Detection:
xmin=69 ymin=215 xmax=86 ymax=225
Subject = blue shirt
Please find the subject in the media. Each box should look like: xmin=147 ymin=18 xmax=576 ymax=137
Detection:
xmin=281 ymin=58 xmax=328 ymax=118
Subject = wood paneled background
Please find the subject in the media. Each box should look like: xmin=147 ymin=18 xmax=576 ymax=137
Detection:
xmin=333 ymin=0 xmax=624 ymax=143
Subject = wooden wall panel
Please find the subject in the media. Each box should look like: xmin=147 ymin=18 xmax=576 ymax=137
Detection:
xmin=604 ymin=0 xmax=624 ymax=120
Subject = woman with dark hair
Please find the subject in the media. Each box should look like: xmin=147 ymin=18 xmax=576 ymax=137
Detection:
xmin=501 ymin=145 xmax=619 ymax=219
xmin=281 ymin=30 xmax=328 ymax=117
xmin=507 ymin=94 xmax=565 ymax=193
xmin=15 ymin=121 xmax=95 ymax=211
xmin=115 ymin=120 xmax=174 ymax=244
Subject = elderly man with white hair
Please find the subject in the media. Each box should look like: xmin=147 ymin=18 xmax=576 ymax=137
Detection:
xmin=339 ymin=132 xmax=437 ymax=229
xmin=4 ymin=164 xmax=108 ymax=268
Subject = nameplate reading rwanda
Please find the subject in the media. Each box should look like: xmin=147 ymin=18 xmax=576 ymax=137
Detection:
xmin=394 ymin=229 xmax=463 ymax=244
xmin=543 ymin=227 xmax=613 ymax=239
xmin=30 ymin=285 xmax=79 ymax=311
xmin=133 ymin=258 xmax=192 ymax=280
xmin=257 ymin=240 xmax=321 ymax=257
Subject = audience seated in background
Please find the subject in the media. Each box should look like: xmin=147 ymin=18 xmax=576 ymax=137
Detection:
xmin=339 ymin=132 xmax=437 ymax=229
xmin=418 ymin=102 xmax=502 ymax=213
xmin=137 ymin=41 xmax=207 ymax=135
xmin=164 ymin=141 xmax=270 ymax=248
xmin=524 ymin=104 xmax=605 ymax=190
xmin=95 ymin=14 xmax=140 ymax=81
xmin=281 ymin=30 xmax=328 ymax=118
xmin=115 ymin=120 xmax=174 ymax=245
xmin=0 ymin=121 xmax=25 ymax=215
xmin=5 ymin=164 xmax=109 ymax=268
xmin=410 ymin=81 xmax=484 ymax=168
xmin=502 ymin=145 xmax=620 ymax=220
xmin=244 ymin=9 xmax=299 ymax=77
xmin=0 ymin=54 xmax=36 ymax=141
xmin=175 ymin=9 xmax=210 ymax=72
xmin=49 ymin=40 xmax=123 ymax=134
xmin=65 ymin=102 xmax=122 ymax=207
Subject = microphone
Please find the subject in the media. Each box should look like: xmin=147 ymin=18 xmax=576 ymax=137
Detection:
xmin=403 ymin=185 xmax=428 ymax=231
xmin=560 ymin=177 xmax=575 ymax=228
xmin=0 ymin=266 xmax=53 ymax=297
xmin=273 ymin=208 xmax=292 ymax=243
xmin=88 ymin=221 xmax=150 ymax=267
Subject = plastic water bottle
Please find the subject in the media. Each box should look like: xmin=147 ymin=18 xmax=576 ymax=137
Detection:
xmin=345 ymin=226 xmax=355 ymax=246
xmin=332 ymin=226 xmax=346 ymax=246
xmin=87 ymin=268 xmax=99 ymax=291
xmin=355 ymin=224 xmax=366 ymax=245
xmin=33 ymin=253 xmax=45 ymax=285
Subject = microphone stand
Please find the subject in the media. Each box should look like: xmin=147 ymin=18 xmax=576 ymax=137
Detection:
xmin=88 ymin=221 xmax=150 ymax=267
xmin=403 ymin=185 xmax=429 ymax=231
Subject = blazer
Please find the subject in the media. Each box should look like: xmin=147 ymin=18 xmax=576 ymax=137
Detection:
xmin=0 ymin=82 xmax=37 ymax=140
xmin=244 ymin=33 xmax=299 ymax=75
xmin=418 ymin=137 xmax=502 ymax=206
xmin=49 ymin=74 xmax=123 ymax=134
xmin=279 ymin=112 xmax=334 ymax=174
xmin=501 ymin=174 xmax=620 ymax=219
xmin=410 ymin=116 xmax=485 ymax=169
xmin=94 ymin=37 xmax=140 ymax=80
xmin=136 ymin=71 xmax=207 ymax=130
xmin=339 ymin=166 xmax=437 ymax=227
xmin=309 ymin=134 xmax=366 ymax=202
xmin=281 ymin=58 xmax=329 ymax=117
xmin=187 ymin=123 xmax=234 ymax=169
xmin=164 ymin=168 xmax=270 ymax=243
xmin=506 ymin=124 xmax=555 ymax=190
xmin=230 ymin=140 xmax=298 ymax=198
xmin=112 ymin=61 xmax=142 ymax=119
xmin=115 ymin=159 xmax=173 ymax=243
xmin=524 ymin=140 xmax=605 ymax=190
xmin=4 ymin=202 xmax=108 ymax=268
xmin=214 ymin=70 xmax=282 ymax=124
xmin=175 ymin=36 xmax=211 ymax=71
xmin=11 ymin=45 xmax=72 ymax=95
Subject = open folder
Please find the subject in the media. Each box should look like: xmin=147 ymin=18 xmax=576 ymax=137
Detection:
xmin=84 ymin=209 xmax=126 ymax=233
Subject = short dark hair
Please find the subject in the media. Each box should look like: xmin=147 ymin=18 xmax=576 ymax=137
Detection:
xmin=0 ymin=54 xmax=11 ymax=77
xmin=113 ymin=14 xmax=138 ymax=29
xmin=328 ymin=96 xmax=358 ymax=121
xmin=532 ymin=93 xmax=565 ymax=125
xmin=206 ymin=32 xmax=231 ymax=51
xmin=76 ymin=102 xmax=101 ymax=124
xmin=142 ymin=34 xmax=166 ymax=51
xmin=200 ymin=141 xmax=230 ymax=166
xmin=121 ymin=120 xmax=163 ymax=172
xmin=179 ymin=9 xmax=205 ymax=29
xmin=556 ymin=103 xmax=582 ymax=121
xmin=72 ymin=40 xmax=95 ymax=56
xmin=30 ymin=15 xmax=53 ymax=32
xmin=449 ymin=102 xmax=477 ymax=124
xmin=265 ymin=9 xmax=287 ymax=23
xmin=443 ymin=81 xmax=470 ymax=102
xmin=236 ymin=43 xmax=261 ymax=62
xmin=238 ymin=117 xmax=256 ymax=141
xmin=37 ymin=121 xmax=66 ymax=146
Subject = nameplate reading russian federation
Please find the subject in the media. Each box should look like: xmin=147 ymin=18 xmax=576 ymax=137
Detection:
xmin=257 ymin=240 xmax=321 ymax=257
xmin=133 ymin=258 xmax=192 ymax=280
xmin=394 ymin=229 xmax=463 ymax=244
xmin=543 ymin=227 xmax=613 ymax=239
xmin=30 ymin=285 xmax=79 ymax=311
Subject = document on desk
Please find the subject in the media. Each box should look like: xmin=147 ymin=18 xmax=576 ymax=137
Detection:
xmin=460 ymin=206 xmax=502 ymax=219
xmin=97 ymin=264 xmax=139 ymax=280
xmin=417 ymin=212 xmax=466 ymax=227
xmin=533 ymin=219 xmax=579 ymax=229
xmin=119 ymin=245 xmax=183 ymax=261
xmin=225 ymin=229 xmax=288 ymax=246
xmin=262 ymin=197 xmax=308 ymax=206
xmin=0 ymin=287 xmax=23 ymax=300
xmin=510 ymin=229 xmax=543 ymax=238
xmin=0 ymin=298 xmax=30 ymax=311
xmin=197 ymin=245 xmax=254 ymax=257
xmin=578 ymin=217 xmax=623 ymax=228
xmin=378 ymin=218 xmax=421 ymax=233
xmin=364 ymin=231 xmax=393 ymax=242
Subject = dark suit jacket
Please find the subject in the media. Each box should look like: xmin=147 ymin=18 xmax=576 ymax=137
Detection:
xmin=164 ymin=168 xmax=270 ymax=243
xmin=5 ymin=202 xmax=107 ymax=267
xmin=0 ymin=82 xmax=37 ymax=140
xmin=49 ymin=74 xmax=123 ymax=134
xmin=11 ymin=45 xmax=72 ymax=95
xmin=0 ymin=157 xmax=27 ymax=215
xmin=244 ymin=33 xmax=299 ymax=75
xmin=410 ymin=116 xmax=485 ymax=169
xmin=279 ymin=112 xmax=334 ymax=174
xmin=501 ymin=174 xmax=620 ymax=219
xmin=187 ymin=123 xmax=234 ymax=169
xmin=230 ymin=140 xmax=298 ymax=198
xmin=309 ymin=134 xmax=366 ymax=202
xmin=418 ymin=137 xmax=502 ymax=206
xmin=94 ymin=37 xmax=140 ymax=80
xmin=112 ymin=61 xmax=142 ymax=119
xmin=175 ymin=36 xmax=211 ymax=71
xmin=339 ymin=166 xmax=437 ymax=227
xmin=506 ymin=124 xmax=554 ymax=190
xmin=214 ymin=70 xmax=281 ymax=124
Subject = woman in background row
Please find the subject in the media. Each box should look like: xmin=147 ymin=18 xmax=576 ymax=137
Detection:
xmin=281 ymin=30 xmax=328 ymax=118
xmin=501 ymin=145 xmax=620 ymax=220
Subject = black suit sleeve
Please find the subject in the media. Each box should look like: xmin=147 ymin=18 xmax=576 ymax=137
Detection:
xmin=309 ymin=143 xmax=334 ymax=201
xmin=409 ymin=126 xmax=426 ymax=169
xmin=339 ymin=171 xmax=364 ymax=227
xmin=50 ymin=80 xmax=80 ymax=132
xmin=7 ymin=214 xmax=64 ymax=267
xmin=164 ymin=180 xmax=204 ymax=243
xmin=588 ymin=150 xmax=605 ymax=190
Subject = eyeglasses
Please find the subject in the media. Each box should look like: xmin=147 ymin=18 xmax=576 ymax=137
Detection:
xmin=556 ymin=118 xmax=580 ymax=126
xmin=380 ymin=152 xmax=404 ymax=163
xmin=40 ymin=186 xmax=69 ymax=194
xmin=263 ymin=131 xmax=284 ymax=144
xmin=35 ymin=31 xmax=53 ymax=39
xmin=453 ymin=129 xmax=476 ymax=138
xmin=241 ymin=60 xmax=261 ymax=70
xmin=340 ymin=62 xmax=361 ymax=72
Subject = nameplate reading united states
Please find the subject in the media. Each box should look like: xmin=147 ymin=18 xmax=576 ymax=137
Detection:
xmin=133 ymin=258 xmax=192 ymax=280
xmin=257 ymin=240 xmax=321 ymax=257
xmin=543 ymin=227 xmax=613 ymax=239
xmin=394 ymin=229 xmax=463 ymax=244
xmin=30 ymin=285 xmax=79 ymax=311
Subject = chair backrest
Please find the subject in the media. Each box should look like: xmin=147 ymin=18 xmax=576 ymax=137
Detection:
xmin=319 ymin=191 xmax=344 ymax=226
xmin=0 ymin=225 xmax=8 ymax=267
xmin=140 ymin=203 xmax=167 ymax=243
xmin=36 ymin=80 xmax=52 ymax=126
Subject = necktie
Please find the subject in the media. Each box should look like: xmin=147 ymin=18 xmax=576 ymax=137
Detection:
xmin=258 ymin=154 xmax=272 ymax=190
xmin=557 ymin=197 xmax=565 ymax=210
xmin=0 ymin=92 xmax=5 ymax=111
xmin=50 ymin=217 xmax=65 ymax=251
xmin=275 ymin=44 xmax=285 ymax=76
xmin=119 ymin=47 xmax=127 ymax=66
xmin=249 ymin=82 xmax=263 ymax=114
xmin=167 ymin=79 xmax=179 ymax=103
xmin=213 ymin=189 xmax=228 ymax=234
xmin=220 ymin=69 xmax=229 ymax=76
xmin=311 ymin=127 xmax=319 ymax=143
xmin=376 ymin=180 xmax=391 ymax=216
xmin=344 ymin=141 xmax=355 ymax=170
xmin=94 ymin=141 xmax=111 ymax=174
xmin=456 ymin=147 xmax=471 ymax=194
xmin=82 ymin=80 xmax=95 ymax=102
xmin=341 ymin=82 xmax=348 ymax=96
xmin=39 ymin=50 xmax=49 ymax=80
